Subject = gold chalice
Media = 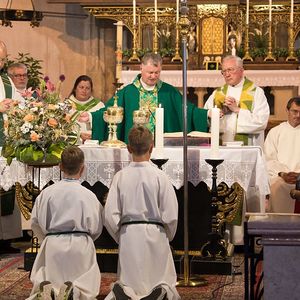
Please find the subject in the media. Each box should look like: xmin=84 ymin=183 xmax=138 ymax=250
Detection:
xmin=100 ymin=95 xmax=127 ymax=148
xmin=133 ymin=109 xmax=150 ymax=126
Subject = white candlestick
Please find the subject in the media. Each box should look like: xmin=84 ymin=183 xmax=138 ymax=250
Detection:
xmin=210 ymin=106 xmax=220 ymax=159
xmin=291 ymin=0 xmax=294 ymax=24
xmin=176 ymin=0 xmax=179 ymax=23
xmin=269 ymin=0 xmax=272 ymax=22
xmin=133 ymin=0 xmax=136 ymax=25
xmin=155 ymin=104 xmax=164 ymax=157
xmin=246 ymin=0 xmax=249 ymax=25
xmin=154 ymin=0 xmax=158 ymax=22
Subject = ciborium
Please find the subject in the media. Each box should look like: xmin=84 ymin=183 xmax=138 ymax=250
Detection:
xmin=133 ymin=109 xmax=150 ymax=126
xmin=100 ymin=94 xmax=127 ymax=148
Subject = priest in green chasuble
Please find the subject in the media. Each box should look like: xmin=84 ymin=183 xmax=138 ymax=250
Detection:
xmin=87 ymin=53 xmax=209 ymax=144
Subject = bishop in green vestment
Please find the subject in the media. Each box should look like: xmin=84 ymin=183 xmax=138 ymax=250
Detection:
xmin=91 ymin=53 xmax=209 ymax=144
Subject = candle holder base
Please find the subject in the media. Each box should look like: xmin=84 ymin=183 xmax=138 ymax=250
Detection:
xmin=100 ymin=140 xmax=127 ymax=148
xmin=150 ymin=158 xmax=169 ymax=170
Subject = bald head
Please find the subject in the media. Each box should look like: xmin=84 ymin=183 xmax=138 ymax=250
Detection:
xmin=0 ymin=41 xmax=7 ymax=71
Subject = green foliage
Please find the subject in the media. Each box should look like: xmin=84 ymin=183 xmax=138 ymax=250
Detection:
xmin=159 ymin=48 xmax=175 ymax=58
xmin=236 ymin=47 xmax=245 ymax=59
xmin=295 ymin=48 xmax=300 ymax=58
xmin=122 ymin=48 xmax=133 ymax=58
xmin=5 ymin=53 xmax=43 ymax=89
xmin=250 ymin=47 xmax=267 ymax=58
xmin=136 ymin=48 xmax=151 ymax=59
xmin=274 ymin=47 xmax=289 ymax=59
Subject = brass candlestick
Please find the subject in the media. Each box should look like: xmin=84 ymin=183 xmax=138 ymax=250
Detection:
xmin=172 ymin=23 xmax=182 ymax=62
xmin=100 ymin=94 xmax=126 ymax=148
xmin=287 ymin=23 xmax=297 ymax=61
xmin=264 ymin=21 xmax=275 ymax=61
xmin=129 ymin=24 xmax=140 ymax=62
xmin=242 ymin=24 xmax=253 ymax=61
xmin=153 ymin=21 xmax=159 ymax=54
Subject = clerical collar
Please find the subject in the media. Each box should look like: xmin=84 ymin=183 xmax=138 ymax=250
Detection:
xmin=230 ymin=78 xmax=244 ymax=88
xmin=140 ymin=78 xmax=156 ymax=91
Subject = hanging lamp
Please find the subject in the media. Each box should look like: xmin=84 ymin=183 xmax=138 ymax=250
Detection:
xmin=0 ymin=0 xmax=43 ymax=27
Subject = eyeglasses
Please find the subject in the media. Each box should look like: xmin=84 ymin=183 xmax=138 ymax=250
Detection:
xmin=12 ymin=74 xmax=28 ymax=79
xmin=221 ymin=67 xmax=240 ymax=75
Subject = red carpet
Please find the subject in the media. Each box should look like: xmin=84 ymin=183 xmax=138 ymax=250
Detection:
xmin=0 ymin=254 xmax=244 ymax=299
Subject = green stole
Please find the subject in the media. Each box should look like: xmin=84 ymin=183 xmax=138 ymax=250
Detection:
xmin=133 ymin=76 xmax=163 ymax=133
xmin=214 ymin=77 xmax=256 ymax=145
xmin=0 ymin=74 xmax=12 ymax=146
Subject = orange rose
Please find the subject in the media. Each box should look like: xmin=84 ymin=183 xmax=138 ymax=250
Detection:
xmin=31 ymin=102 xmax=43 ymax=107
xmin=64 ymin=114 xmax=71 ymax=123
xmin=48 ymin=104 xmax=57 ymax=110
xmin=30 ymin=132 xmax=40 ymax=142
xmin=48 ymin=118 xmax=58 ymax=127
xmin=23 ymin=114 xmax=34 ymax=122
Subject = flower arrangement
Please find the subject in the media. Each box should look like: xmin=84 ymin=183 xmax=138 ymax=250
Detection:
xmin=1 ymin=75 xmax=78 ymax=165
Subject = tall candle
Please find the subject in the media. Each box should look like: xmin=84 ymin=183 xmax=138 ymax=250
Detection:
xmin=155 ymin=104 xmax=164 ymax=157
xmin=154 ymin=0 xmax=158 ymax=22
xmin=176 ymin=0 xmax=179 ymax=23
xmin=291 ymin=0 xmax=294 ymax=24
xmin=269 ymin=0 xmax=272 ymax=22
xmin=133 ymin=0 xmax=136 ymax=25
xmin=210 ymin=106 xmax=220 ymax=159
xmin=115 ymin=21 xmax=123 ymax=80
xmin=246 ymin=0 xmax=249 ymax=25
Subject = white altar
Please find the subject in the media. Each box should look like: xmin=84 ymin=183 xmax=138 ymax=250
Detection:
xmin=0 ymin=146 xmax=269 ymax=213
xmin=121 ymin=70 xmax=300 ymax=94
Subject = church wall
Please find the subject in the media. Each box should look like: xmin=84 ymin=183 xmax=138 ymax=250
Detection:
xmin=0 ymin=0 xmax=116 ymax=101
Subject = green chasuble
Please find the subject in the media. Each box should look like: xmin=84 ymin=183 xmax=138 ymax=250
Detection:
xmin=0 ymin=74 xmax=12 ymax=147
xmin=92 ymin=75 xmax=208 ymax=144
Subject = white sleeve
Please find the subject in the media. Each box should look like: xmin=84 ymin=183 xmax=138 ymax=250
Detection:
xmin=204 ymin=90 xmax=216 ymax=109
xmin=264 ymin=126 xmax=289 ymax=178
xmin=158 ymin=173 xmax=178 ymax=241
xmin=236 ymin=87 xmax=270 ymax=134
xmin=104 ymin=173 xmax=121 ymax=243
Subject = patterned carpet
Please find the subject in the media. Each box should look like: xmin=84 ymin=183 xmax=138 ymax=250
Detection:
xmin=0 ymin=253 xmax=245 ymax=299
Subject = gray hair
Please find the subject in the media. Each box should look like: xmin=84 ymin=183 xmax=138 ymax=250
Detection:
xmin=222 ymin=55 xmax=243 ymax=68
xmin=7 ymin=62 xmax=27 ymax=76
xmin=141 ymin=52 xmax=162 ymax=67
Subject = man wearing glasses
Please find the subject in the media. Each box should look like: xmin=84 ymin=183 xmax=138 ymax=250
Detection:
xmin=7 ymin=63 xmax=28 ymax=96
xmin=204 ymin=55 xmax=270 ymax=147
xmin=264 ymin=97 xmax=300 ymax=213
xmin=0 ymin=40 xmax=22 ymax=254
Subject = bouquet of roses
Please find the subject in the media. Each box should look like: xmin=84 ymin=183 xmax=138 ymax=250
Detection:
xmin=1 ymin=75 xmax=78 ymax=165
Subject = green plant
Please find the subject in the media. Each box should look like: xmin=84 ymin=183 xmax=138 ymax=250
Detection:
xmin=122 ymin=48 xmax=132 ymax=58
xmin=274 ymin=47 xmax=289 ymax=59
xmin=6 ymin=53 xmax=43 ymax=89
xmin=250 ymin=47 xmax=267 ymax=58
xmin=295 ymin=48 xmax=300 ymax=58
xmin=236 ymin=47 xmax=245 ymax=59
xmin=159 ymin=48 xmax=175 ymax=58
xmin=136 ymin=48 xmax=151 ymax=59
xmin=250 ymin=28 xmax=268 ymax=49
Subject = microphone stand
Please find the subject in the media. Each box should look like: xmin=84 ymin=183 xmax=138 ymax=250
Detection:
xmin=176 ymin=0 xmax=207 ymax=287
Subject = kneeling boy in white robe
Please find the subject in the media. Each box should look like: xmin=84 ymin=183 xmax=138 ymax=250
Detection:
xmin=28 ymin=146 xmax=103 ymax=300
xmin=104 ymin=126 xmax=180 ymax=300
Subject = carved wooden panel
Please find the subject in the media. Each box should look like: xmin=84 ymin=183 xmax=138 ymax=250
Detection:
xmin=201 ymin=17 xmax=224 ymax=55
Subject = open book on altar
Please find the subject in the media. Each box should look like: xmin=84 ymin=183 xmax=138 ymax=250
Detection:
xmin=164 ymin=131 xmax=211 ymax=146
